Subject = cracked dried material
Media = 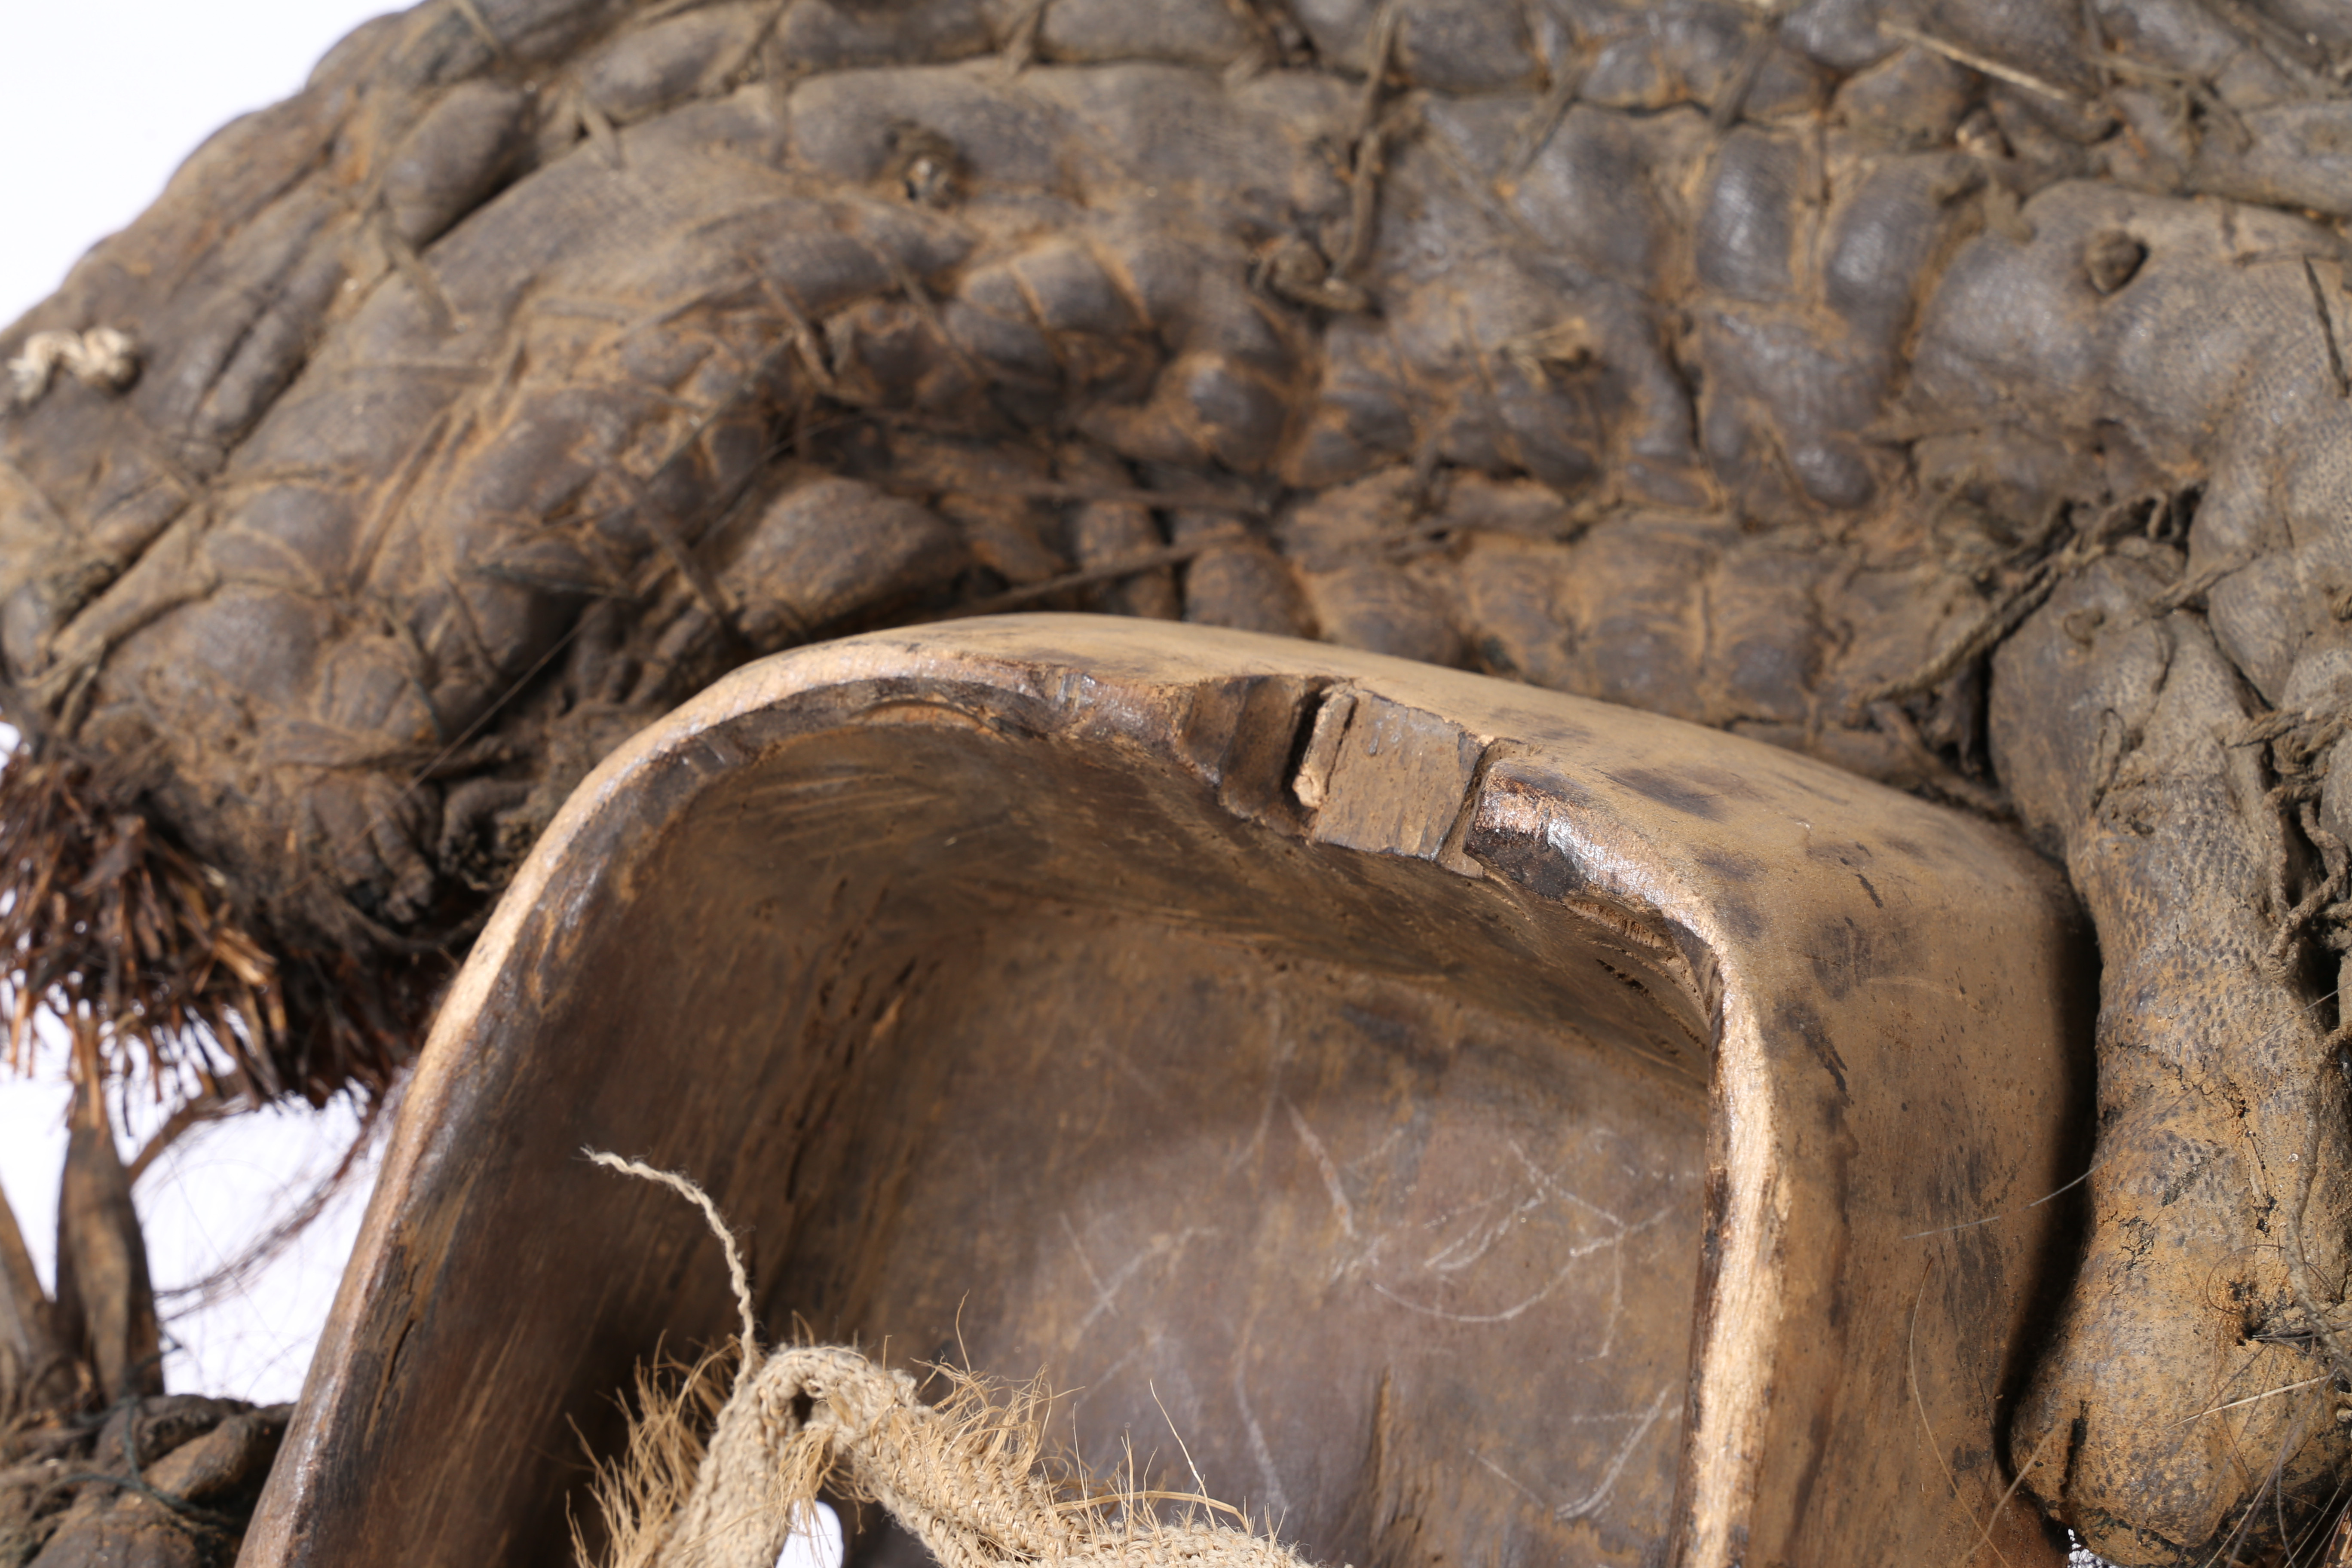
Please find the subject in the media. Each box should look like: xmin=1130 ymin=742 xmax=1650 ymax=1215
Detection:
xmin=582 ymin=1152 xmax=1326 ymax=1568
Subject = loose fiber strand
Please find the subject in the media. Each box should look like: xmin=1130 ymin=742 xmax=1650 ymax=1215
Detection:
xmin=578 ymin=1155 xmax=1336 ymax=1568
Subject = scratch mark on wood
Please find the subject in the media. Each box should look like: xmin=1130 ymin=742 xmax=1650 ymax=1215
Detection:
xmin=1284 ymin=1099 xmax=1357 ymax=1240
xmin=1555 ymin=1382 xmax=1677 ymax=1521
xmin=1231 ymin=1324 xmax=1292 ymax=1524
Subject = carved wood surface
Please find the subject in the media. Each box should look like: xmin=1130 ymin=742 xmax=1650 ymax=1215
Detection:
xmin=242 ymin=617 xmax=2087 ymax=1568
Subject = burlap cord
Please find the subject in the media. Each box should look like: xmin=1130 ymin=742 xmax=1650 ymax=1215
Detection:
xmin=583 ymin=1152 xmax=1326 ymax=1568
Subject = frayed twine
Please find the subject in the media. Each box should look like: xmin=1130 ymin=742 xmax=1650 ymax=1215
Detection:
xmin=8 ymin=328 xmax=138 ymax=406
xmin=580 ymin=1150 xmax=1332 ymax=1568
xmin=2220 ymin=707 xmax=2352 ymax=977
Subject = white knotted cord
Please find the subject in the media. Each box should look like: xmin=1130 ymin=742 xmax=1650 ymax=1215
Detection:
xmin=8 ymin=328 xmax=139 ymax=406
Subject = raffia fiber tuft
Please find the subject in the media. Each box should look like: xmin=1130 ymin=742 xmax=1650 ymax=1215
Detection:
xmin=582 ymin=1152 xmax=1332 ymax=1568
xmin=0 ymin=749 xmax=283 ymax=1094
xmin=0 ymin=744 xmax=433 ymax=1106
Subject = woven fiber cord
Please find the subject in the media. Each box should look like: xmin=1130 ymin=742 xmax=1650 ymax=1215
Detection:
xmin=585 ymin=1152 xmax=1330 ymax=1568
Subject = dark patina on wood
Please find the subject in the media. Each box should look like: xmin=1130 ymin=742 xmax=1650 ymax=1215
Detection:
xmin=242 ymin=618 xmax=2087 ymax=1568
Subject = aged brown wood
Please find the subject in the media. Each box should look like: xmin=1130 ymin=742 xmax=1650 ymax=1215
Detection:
xmin=241 ymin=617 xmax=2089 ymax=1568
xmin=50 ymin=1084 xmax=162 ymax=1406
